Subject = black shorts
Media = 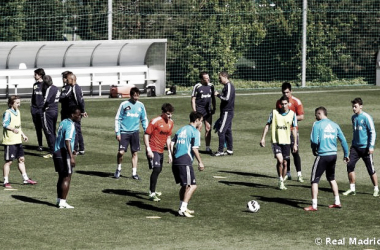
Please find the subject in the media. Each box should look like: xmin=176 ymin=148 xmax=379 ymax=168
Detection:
xmin=310 ymin=155 xmax=337 ymax=184
xmin=119 ymin=132 xmax=140 ymax=153
xmin=172 ymin=164 xmax=196 ymax=186
xmin=147 ymin=151 xmax=163 ymax=169
xmin=4 ymin=144 xmax=24 ymax=161
xmin=347 ymin=146 xmax=376 ymax=175
xmin=53 ymin=149 xmax=73 ymax=174
xmin=271 ymin=143 xmax=291 ymax=159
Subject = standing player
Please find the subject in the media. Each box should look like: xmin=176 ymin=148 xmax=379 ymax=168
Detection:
xmin=276 ymin=82 xmax=305 ymax=182
xmin=54 ymin=107 xmax=82 ymax=209
xmin=304 ymin=107 xmax=349 ymax=211
xmin=2 ymin=96 xmax=37 ymax=188
xmin=31 ymin=68 xmax=45 ymax=151
xmin=144 ymin=103 xmax=174 ymax=202
xmin=171 ymin=111 xmax=204 ymax=217
xmin=41 ymin=75 xmax=60 ymax=158
xmin=114 ymin=87 xmax=148 ymax=180
xmin=260 ymin=96 xmax=298 ymax=190
xmin=59 ymin=73 xmax=88 ymax=154
xmin=213 ymin=71 xmax=235 ymax=156
xmin=343 ymin=98 xmax=379 ymax=197
xmin=191 ymin=72 xmax=216 ymax=153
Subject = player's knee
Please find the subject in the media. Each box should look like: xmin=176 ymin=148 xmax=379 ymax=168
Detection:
xmin=346 ymin=165 xmax=355 ymax=173
xmin=118 ymin=150 xmax=125 ymax=156
xmin=153 ymin=167 xmax=162 ymax=174
xmin=18 ymin=157 xmax=25 ymax=163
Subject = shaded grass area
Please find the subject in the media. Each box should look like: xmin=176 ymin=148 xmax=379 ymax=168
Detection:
xmin=1 ymin=86 xmax=380 ymax=250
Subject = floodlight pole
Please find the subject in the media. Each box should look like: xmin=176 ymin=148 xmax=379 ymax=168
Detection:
xmin=301 ymin=0 xmax=307 ymax=87
xmin=108 ymin=0 xmax=112 ymax=40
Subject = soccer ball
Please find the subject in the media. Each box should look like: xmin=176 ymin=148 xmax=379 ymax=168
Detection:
xmin=247 ymin=200 xmax=260 ymax=213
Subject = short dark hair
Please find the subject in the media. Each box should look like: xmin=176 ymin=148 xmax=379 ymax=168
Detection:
xmin=199 ymin=71 xmax=209 ymax=80
xmin=70 ymin=107 xmax=81 ymax=115
xmin=189 ymin=111 xmax=203 ymax=123
xmin=351 ymin=97 xmax=363 ymax=106
xmin=130 ymin=87 xmax=140 ymax=97
xmin=8 ymin=95 xmax=20 ymax=108
xmin=315 ymin=106 xmax=327 ymax=116
xmin=280 ymin=95 xmax=289 ymax=103
xmin=43 ymin=75 xmax=53 ymax=86
xmin=34 ymin=68 xmax=45 ymax=77
xmin=61 ymin=71 xmax=73 ymax=79
xmin=281 ymin=82 xmax=292 ymax=91
xmin=161 ymin=103 xmax=174 ymax=113
xmin=219 ymin=71 xmax=229 ymax=79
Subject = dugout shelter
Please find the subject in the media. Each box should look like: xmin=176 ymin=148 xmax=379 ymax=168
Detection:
xmin=0 ymin=39 xmax=167 ymax=97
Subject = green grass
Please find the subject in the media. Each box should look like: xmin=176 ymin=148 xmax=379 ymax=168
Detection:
xmin=2 ymin=86 xmax=380 ymax=250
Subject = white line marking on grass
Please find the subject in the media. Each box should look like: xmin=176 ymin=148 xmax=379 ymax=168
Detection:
xmin=146 ymin=216 xmax=161 ymax=219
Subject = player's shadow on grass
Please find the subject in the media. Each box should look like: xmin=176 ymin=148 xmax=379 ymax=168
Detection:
xmin=295 ymin=184 xmax=351 ymax=194
xmin=22 ymin=145 xmax=48 ymax=157
xmin=198 ymin=150 xmax=212 ymax=155
xmin=76 ymin=170 xmax=113 ymax=178
xmin=11 ymin=195 xmax=57 ymax=207
xmin=218 ymin=180 xmax=272 ymax=189
xmin=252 ymin=195 xmax=309 ymax=209
xmin=103 ymin=189 xmax=147 ymax=200
xmin=127 ymin=200 xmax=177 ymax=215
xmin=218 ymin=170 xmax=276 ymax=179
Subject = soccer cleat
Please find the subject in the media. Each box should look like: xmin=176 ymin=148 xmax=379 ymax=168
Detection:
xmin=155 ymin=191 xmax=162 ymax=197
xmin=225 ymin=150 xmax=233 ymax=156
xmin=297 ymin=175 xmax=304 ymax=183
xmin=342 ymin=189 xmax=356 ymax=196
xmin=37 ymin=146 xmax=43 ymax=152
xmin=186 ymin=208 xmax=195 ymax=214
xmin=114 ymin=170 xmax=121 ymax=179
xmin=328 ymin=204 xmax=342 ymax=209
xmin=178 ymin=209 xmax=194 ymax=217
xmin=278 ymin=181 xmax=287 ymax=190
xmin=373 ymin=190 xmax=379 ymax=197
xmin=132 ymin=175 xmax=141 ymax=180
xmin=304 ymin=206 xmax=318 ymax=211
xmin=205 ymin=148 xmax=213 ymax=155
xmin=213 ymin=151 xmax=225 ymax=157
xmin=59 ymin=203 xmax=74 ymax=209
xmin=43 ymin=153 xmax=53 ymax=159
xmin=78 ymin=151 xmax=85 ymax=155
xmin=23 ymin=179 xmax=37 ymax=185
xmin=149 ymin=194 xmax=161 ymax=202
xmin=3 ymin=183 xmax=12 ymax=189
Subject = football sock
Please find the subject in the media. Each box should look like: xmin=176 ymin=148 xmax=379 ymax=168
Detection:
xmin=350 ymin=183 xmax=356 ymax=191
xmin=297 ymin=171 xmax=302 ymax=177
xmin=335 ymin=196 xmax=341 ymax=205
xmin=374 ymin=186 xmax=379 ymax=191
xmin=312 ymin=199 xmax=317 ymax=209
xmin=180 ymin=202 xmax=188 ymax=212
xmin=206 ymin=146 xmax=210 ymax=151
xmin=22 ymin=173 xmax=29 ymax=181
xmin=132 ymin=168 xmax=137 ymax=176
xmin=117 ymin=164 xmax=121 ymax=171
xmin=279 ymin=176 xmax=284 ymax=182
xmin=4 ymin=177 xmax=9 ymax=184
xmin=57 ymin=198 xmax=60 ymax=204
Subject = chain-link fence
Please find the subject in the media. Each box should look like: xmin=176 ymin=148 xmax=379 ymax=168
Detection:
xmin=1 ymin=0 xmax=379 ymax=87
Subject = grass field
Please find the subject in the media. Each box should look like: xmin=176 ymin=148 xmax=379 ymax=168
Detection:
xmin=2 ymin=86 xmax=380 ymax=250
